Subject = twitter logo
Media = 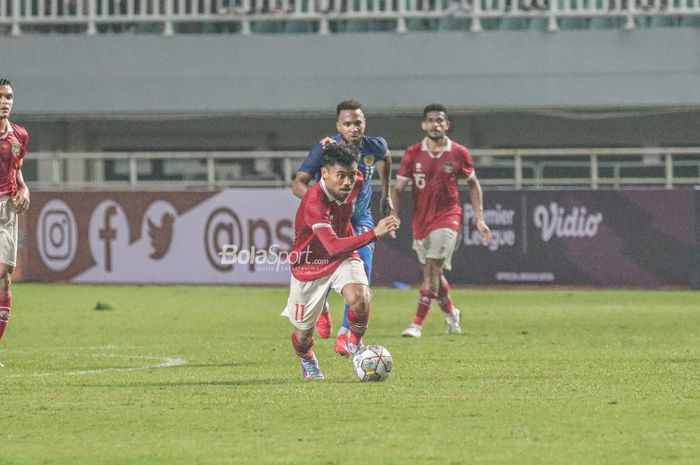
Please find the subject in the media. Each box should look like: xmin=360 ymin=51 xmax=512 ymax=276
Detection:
xmin=142 ymin=201 xmax=178 ymax=260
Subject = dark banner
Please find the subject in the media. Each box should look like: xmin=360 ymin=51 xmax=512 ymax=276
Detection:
xmin=16 ymin=189 xmax=700 ymax=288
xmin=373 ymin=189 xmax=699 ymax=288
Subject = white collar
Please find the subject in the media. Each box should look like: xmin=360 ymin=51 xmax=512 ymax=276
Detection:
xmin=421 ymin=137 xmax=452 ymax=158
xmin=320 ymin=177 xmax=349 ymax=205
xmin=0 ymin=121 xmax=13 ymax=140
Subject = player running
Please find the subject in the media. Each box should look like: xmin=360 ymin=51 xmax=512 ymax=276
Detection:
xmin=291 ymin=99 xmax=393 ymax=356
xmin=392 ymin=104 xmax=491 ymax=338
xmin=0 ymin=78 xmax=31 ymax=368
xmin=283 ymin=142 xmax=398 ymax=379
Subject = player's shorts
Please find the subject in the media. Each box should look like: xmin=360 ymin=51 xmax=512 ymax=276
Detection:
xmin=0 ymin=196 xmax=18 ymax=267
xmin=282 ymin=258 xmax=369 ymax=331
xmin=412 ymin=228 xmax=458 ymax=271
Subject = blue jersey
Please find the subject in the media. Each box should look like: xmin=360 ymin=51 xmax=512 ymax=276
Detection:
xmin=298 ymin=134 xmax=389 ymax=229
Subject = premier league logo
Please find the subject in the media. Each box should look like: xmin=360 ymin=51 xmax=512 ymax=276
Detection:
xmin=364 ymin=155 xmax=375 ymax=166
xmin=11 ymin=143 xmax=21 ymax=157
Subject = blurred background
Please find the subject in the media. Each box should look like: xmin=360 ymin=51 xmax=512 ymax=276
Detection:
xmin=4 ymin=0 xmax=699 ymax=287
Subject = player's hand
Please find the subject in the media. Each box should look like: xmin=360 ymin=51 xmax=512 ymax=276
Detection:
xmin=477 ymin=220 xmax=491 ymax=246
xmin=374 ymin=215 xmax=399 ymax=239
xmin=319 ymin=137 xmax=336 ymax=148
xmin=12 ymin=186 xmax=30 ymax=215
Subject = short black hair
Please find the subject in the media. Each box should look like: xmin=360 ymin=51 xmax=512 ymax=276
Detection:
xmin=322 ymin=141 xmax=360 ymax=168
xmin=0 ymin=78 xmax=12 ymax=87
xmin=423 ymin=103 xmax=448 ymax=119
xmin=336 ymin=99 xmax=363 ymax=117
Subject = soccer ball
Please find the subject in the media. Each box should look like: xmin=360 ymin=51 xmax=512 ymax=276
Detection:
xmin=352 ymin=344 xmax=393 ymax=382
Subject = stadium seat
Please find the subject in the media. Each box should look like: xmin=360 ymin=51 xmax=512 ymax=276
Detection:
xmin=589 ymin=16 xmax=621 ymax=29
xmin=499 ymin=16 xmax=529 ymax=29
xmin=437 ymin=16 xmax=467 ymax=30
xmin=648 ymin=15 xmax=679 ymax=27
xmin=679 ymin=15 xmax=700 ymax=27
xmin=251 ymin=20 xmax=285 ymax=32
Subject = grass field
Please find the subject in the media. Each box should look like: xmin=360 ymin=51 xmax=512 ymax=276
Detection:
xmin=1 ymin=284 xmax=699 ymax=465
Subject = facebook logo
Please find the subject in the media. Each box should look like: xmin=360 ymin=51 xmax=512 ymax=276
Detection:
xmin=88 ymin=200 xmax=129 ymax=274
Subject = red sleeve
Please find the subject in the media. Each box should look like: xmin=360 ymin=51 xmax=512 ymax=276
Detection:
xmin=459 ymin=147 xmax=474 ymax=178
xmin=304 ymin=191 xmax=331 ymax=230
xmin=315 ymin=227 xmax=377 ymax=257
xmin=12 ymin=124 xmax=29 ymax=169
xmin=396 ymin=149 xmax=413 ymax=179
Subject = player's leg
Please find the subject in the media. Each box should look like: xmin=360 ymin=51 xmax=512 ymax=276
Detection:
xmin=315 ymin=289 xmax=332 ymax=339
xmin=438 ymin=274 xmax=461 ymax=334
xmin=284 ymin=275 xmax=332 ymax=379
xmin=0 ymin=263 xmax=13 ymax=369
xmin=330 ymin=258 xmax=371 ymax=357
xmin=402 ymin=258 xmax=440 ymax=338
xmin=336 ymin=237 xmax=374 ymax=354
xmin=340 ymin=282 xmax=371 ymax=356
xmin=402 ymin=235 xmax=436 ymax=337
xmin=0 ymin=204 xmax=18 ymax=368
xmin=431 ymin=229 xmax=461 ymax=334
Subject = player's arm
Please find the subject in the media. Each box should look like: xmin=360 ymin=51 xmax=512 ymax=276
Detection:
xmin=292 ymin=144 xmax=325 ymax=200
xmin=314 ymin=216 xmax=399 ymax=256
xmin=466 ymin=173 xmax=491 ymax=246
xmin=377 ymin=150 xmax=393 ymax=217
xmin=13 ymin=168 xmax=30 ymax=214
xmin=291 ymin=171 xmax=313 ymax=199
xmin=391 ymin=150 xmax=413 ymax=225
xmin=391 ymin=175 xmax=410 ymax=225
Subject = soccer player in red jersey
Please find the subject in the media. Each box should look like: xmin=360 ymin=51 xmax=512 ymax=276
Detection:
xmin=0 ymin=78 xmax=31 ymax=368
xmin=282 ymin=142 xmax=398 ymax=379
xmin=392 ymin=104 xmax=491 ymax=338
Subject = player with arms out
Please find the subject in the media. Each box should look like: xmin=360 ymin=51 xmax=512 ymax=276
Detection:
xmin=291 ymin=99 xmax=393 ymax=356
xmin=392 ymin=104 xmax=491 ymax=338
xmin=0 ymin=78 xmax=31 ymax=367
xmin=283 ymin=142 xmax=398 ymax=379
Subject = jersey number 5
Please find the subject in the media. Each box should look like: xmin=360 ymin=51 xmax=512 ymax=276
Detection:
xmin=413 ymin=173 xmax=426 ymax=189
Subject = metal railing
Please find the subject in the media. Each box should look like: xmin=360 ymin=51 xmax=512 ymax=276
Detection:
xmin=23 ymin=147 xmax=700 ymax=190
xmin=1 ymin=0 xmax=699 ymax=35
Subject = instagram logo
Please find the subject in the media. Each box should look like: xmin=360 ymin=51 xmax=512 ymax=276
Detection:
xmin=37 ymin=200 xmax=78 ymax=271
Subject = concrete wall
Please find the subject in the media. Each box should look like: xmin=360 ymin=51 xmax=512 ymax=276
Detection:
xmin=6 ymin=29 xmax=700 ymax=152
xmin=7 ymin=29 xmax=700 ymax=115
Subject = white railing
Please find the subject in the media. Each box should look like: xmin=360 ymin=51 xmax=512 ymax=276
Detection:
xmin=0 ymin=0 xmax=698 ymax=34
xmin=24 ymin=147 xmax=700 ymax=190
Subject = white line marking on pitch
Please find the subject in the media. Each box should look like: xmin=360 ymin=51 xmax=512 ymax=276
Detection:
xmin=7 ymin=355 xmax=187 ymax=378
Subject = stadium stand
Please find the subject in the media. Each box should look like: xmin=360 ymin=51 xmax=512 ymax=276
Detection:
xmin=0 ymin=0 xmax=698 ymax=34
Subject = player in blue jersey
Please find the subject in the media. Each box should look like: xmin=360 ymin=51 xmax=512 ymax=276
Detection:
xmin=291 ymin=99 xmax=393 ymax=357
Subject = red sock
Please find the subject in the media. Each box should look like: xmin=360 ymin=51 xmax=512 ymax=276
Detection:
xmin=0 ymin=291 xmax=11 ymax=342
xmin=347 ymin=306 xmax=370 ymax=347
xmin=291 ymin=333 xmax=315 ymax=360
xmin=437 ymin=278 xmax=455 ymax=314
xmin=413 ymin=289 xmax=435 ymax=326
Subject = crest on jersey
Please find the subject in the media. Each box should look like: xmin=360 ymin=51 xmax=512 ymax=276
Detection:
xmin=443 ymin=161 xmax=454 ymax=174
xmin=415 ymin=163 xmax=422 ymax=172
xmin=11 ymin=143 xmax=21 ymax=157
xmin=363 ymin=155 xmax=375 ymax=166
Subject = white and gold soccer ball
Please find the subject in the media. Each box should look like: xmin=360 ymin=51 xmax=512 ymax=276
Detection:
xmin=352 ymin=344 xmax=393 ymax=382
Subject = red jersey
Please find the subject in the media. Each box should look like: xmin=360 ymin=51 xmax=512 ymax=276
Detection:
xmin=0 ymin=122 xmax=29 ymax=196
xmin=397 ymin=137 xmax=475 ymax=240
xmin=291 ymin=174 xmax=377 ymax=281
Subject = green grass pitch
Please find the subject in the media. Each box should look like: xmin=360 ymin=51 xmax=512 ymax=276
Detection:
xmin=1 ymin=284 xmax=699 ymax=465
